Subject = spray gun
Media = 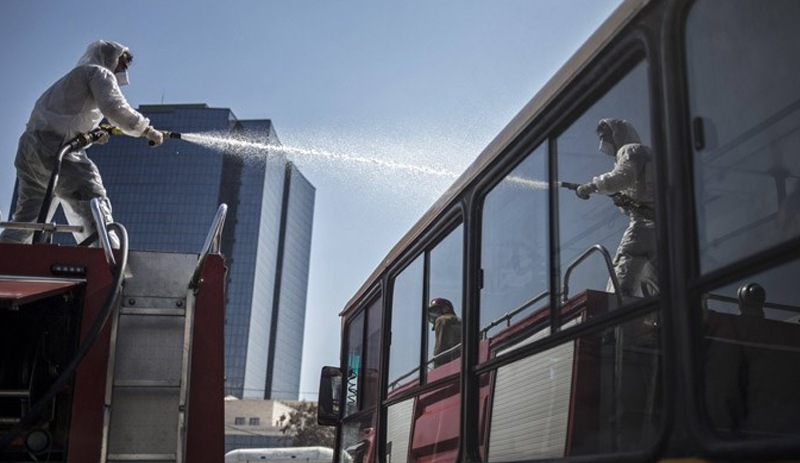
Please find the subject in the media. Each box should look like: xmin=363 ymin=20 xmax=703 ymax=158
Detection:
xmin=561 ymin=180 xmax=654 ymax=219
xmin=65 ymin=125 xmax=181 ymax=149
xmin=63 ymin=125 xmax=117 ymax=151
xmin=89 ymin=124 xmax=182 ymax=146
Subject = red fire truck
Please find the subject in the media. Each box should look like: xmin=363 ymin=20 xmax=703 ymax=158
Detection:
xmin=0 ymin=200 xmax=227 ymax=463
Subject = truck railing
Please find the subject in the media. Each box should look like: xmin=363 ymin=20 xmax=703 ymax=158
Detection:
xmin=189 ymin=203 xmax=228 ymax=291
xmin=0 ymin=221 xmax=83 ymax=237
xmin=562 ymin=244 xmax=623 ymax=307
xmin=480 ymin=290 xmax=550 ymax=339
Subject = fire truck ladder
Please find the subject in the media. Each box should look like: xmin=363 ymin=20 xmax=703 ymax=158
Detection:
xmin=100 ymin=205 xmax=227 ymax=463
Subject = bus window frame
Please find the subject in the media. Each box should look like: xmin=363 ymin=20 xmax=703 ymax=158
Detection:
xmin=669 ymin=0 xmax=800 ymax=459
xmin=384 ymin=207 xmax=466 ymax=408
xmin=468 ymin=26 xmax=669 ymax=462
xmin=336 ymin=288 xmax=384 ymax=461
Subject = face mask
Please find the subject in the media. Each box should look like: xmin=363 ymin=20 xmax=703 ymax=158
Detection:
xmin=599 ymin=140 xmax=616 ymax=156
xmin=115 ymin=71 xmax=129 ymax=86
xmin=428 ymin=309 xmax=442 ymax=325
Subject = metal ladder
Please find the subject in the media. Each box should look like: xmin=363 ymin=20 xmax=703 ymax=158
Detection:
xmin=100 ymin=251 xmax=200 ymax=463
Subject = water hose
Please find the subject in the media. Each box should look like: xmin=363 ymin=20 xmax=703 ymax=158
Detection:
xmin=33 ymin=127 xmax=180 ymax=243
xmin=0 ymin=223 xmax=130 ymax=452
xmin=33 ymin=127 xmax=113 ymax=243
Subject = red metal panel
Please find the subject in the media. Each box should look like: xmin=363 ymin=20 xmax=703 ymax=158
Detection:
xmin=0 ymin=243 xmax=114 ymax=461
xmin=185 ymin=254 xmax=227 ymax=463
xmin=410 ymin=382 xmax=460 ymax=462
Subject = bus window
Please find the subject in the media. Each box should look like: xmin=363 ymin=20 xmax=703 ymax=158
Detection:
xmin=703 ymin=259 xmax=800 ymax=441
xmin=344 ymin=311 xmax=365 ymax=417
xmin=362 ymin=298 xmax=382 ymax=409
xmin=387 ymin=256 xmax=423 ymax=393
xmin=340 ymin=413 xmax=376 ymax=463
xmin=480 ymin=144 xmax=549 ymax=343
xmin=426 ymin=225 xmax=463 ymax=378
xmin=339 ymin=298 xmax=382 ymax=462
xmin=687 ymin=0 xmax=800 ymax=274
xmin=557 ymin=61 xmax=656 ymax=304
xmin=483 ymin=59 xmax=664 ymax=459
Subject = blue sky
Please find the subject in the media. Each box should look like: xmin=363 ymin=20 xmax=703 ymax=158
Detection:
xmin=0 ymin=0 xmax=622 ymax=399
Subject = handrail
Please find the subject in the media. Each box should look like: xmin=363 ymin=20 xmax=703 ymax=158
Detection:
xmin=387 ymin=368 xmax=419 ymax=392
xmin=0 ymin=222 xmax=83 ymax=234
xmin=189 ymin=203 xmax=228 ymax=291
xmin=388 ymin=341 xmax=465 ymax=391
xmin=480 ymin=290 xmax=550 ymax=339
xmin=562 ymin=244 xmax=623 ymax=307
xmin=90 ymin=198 xmax=115 ymax=268
xmin=426 ymin=343 xmax=463 ymax=370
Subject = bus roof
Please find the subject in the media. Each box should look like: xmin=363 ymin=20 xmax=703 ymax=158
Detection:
xmin=343 ymin=0 xmax=650 ymax=315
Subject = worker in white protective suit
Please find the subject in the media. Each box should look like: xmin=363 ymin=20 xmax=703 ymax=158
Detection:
xmin=575 ymin=118 xmax=658 ymax=297
xmin=0 ymin=40 xmax=165 ymax=247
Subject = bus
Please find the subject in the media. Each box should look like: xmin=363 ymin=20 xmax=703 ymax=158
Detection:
xmin=317 ymin=0 xmax=800 ymax=461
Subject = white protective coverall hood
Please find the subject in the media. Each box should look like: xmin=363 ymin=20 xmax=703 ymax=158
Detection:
xmin=26 ymin=40 xmax=150 ymax=142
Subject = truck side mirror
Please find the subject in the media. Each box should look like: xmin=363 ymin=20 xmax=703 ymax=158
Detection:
xmin=317 ymin=366 xmax=342 ymax=426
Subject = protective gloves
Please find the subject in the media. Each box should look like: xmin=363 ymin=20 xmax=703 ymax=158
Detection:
xmin=575 ymin=182 xmax=597 ymax=200
xmin=143 ymin=126 xmax=164 ymax=147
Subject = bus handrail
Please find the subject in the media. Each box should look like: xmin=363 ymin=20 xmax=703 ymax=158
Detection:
xmin=480 ymin=290 xmax=550 ymax=339
xmin=189 ymin=203 xmax=228 ymax=292
xmin=562 ymin=244 xmax=623 ymax=307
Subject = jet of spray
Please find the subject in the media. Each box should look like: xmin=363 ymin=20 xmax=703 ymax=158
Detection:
xmin=180 ymin=132 xmax=458 ymax=180
xmin=179 ymin=132 xmax=551 ymax=194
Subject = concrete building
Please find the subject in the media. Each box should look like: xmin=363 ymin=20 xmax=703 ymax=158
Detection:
xmin=86 ymin=104 xmax=314 ymax=399
xmin=224 ymin=397 xmax=295 ymax=452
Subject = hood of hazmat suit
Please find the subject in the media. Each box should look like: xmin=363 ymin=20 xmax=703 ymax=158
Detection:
xmin=26 ymin=40 xmax=150 ymax=144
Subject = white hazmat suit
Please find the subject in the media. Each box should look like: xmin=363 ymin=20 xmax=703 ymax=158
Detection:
xmin=0 ymin=40 xmax=163 ymax=246
xmin=576 ymin=119 xmax=658 ymax=297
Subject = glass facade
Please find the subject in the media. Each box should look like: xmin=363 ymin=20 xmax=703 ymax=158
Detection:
xmin=89 ymin=104 xmax=315 ymax=399
xmin=268 ymin=164 xmax=315 ymax=400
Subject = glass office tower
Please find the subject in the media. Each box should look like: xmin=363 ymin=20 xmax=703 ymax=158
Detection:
xmin=90 ymin=104 xmax=315 ymax=399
